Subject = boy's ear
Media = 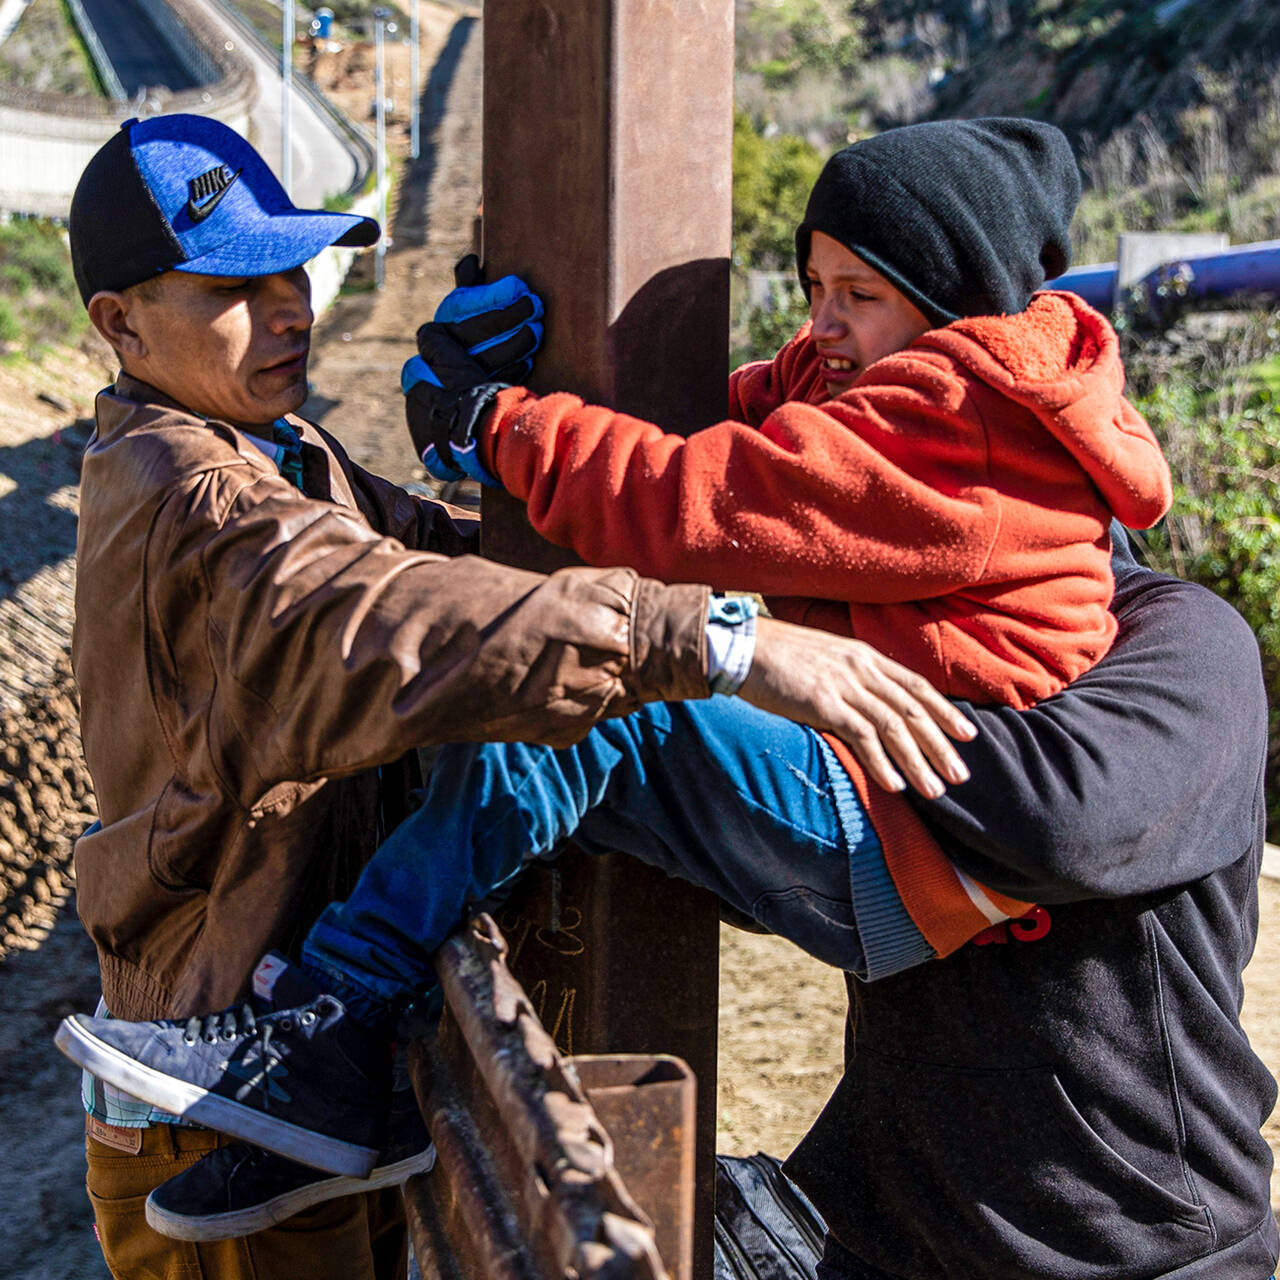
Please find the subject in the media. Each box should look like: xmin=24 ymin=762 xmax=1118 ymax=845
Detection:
xmin=86 ymin=290 xmax=146 ymax=359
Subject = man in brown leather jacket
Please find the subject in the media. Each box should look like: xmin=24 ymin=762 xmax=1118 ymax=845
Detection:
xmin=65 ymin=113 xmax=972 ymax=1280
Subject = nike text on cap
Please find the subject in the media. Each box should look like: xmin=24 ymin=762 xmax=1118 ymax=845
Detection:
xmin=69 ymin=113 xmax=380 ymax=305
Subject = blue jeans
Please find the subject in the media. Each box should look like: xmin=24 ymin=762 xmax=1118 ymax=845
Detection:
xmin=302 ymin=697 xmax=930 ymax=1030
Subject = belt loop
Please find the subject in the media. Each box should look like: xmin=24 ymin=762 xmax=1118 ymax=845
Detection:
xmin=154 ymin=1121 xmax=178 ymax=1158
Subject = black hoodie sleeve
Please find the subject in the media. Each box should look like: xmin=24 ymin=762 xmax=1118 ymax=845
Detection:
xmin=914 ymin=525 xmax=1269 ymax=903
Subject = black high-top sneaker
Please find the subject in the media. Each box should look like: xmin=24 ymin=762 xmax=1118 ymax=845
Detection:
xmin=55 ymin=954 xmax=389 ymax=1177
xmin=144 ymin=1086 xmax=435 ymax=1240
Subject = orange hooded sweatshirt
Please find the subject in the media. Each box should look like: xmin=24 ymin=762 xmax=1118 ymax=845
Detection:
xmin=480 ymin=291 xmax=1173 ymax=952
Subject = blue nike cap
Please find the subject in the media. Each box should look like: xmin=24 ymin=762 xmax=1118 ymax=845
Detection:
xmin=69 ymin=113 xmax=380 ymax=305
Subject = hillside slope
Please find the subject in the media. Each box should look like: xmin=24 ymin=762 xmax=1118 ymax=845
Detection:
xmin=740 ymin=0 xmax=1280 ymax=141
xmin=881 ymin=0 xmax=1280 ymax=142
xmin=736 ymin=0 xmax=1280 ymax=272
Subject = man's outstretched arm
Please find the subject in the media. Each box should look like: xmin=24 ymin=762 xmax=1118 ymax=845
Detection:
xmin=166 ymin=469 xmax=973 ymax=803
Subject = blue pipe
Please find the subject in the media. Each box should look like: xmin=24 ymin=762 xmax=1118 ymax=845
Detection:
xmin=1165 ymin=239 xmax=1280 ymax=302
xmin=1046 ymin=262 xmax=1116 ymax=310
xmin=1046 ymin=239 xmax=1280 ymax=318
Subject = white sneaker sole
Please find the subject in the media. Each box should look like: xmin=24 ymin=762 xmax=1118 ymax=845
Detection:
xmin=54 ymin=1015 xmax=378 ymax=1178
xmin=144 ymin=1147 xmax=438 ymax=1241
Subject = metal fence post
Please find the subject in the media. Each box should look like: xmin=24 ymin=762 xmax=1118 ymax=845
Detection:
xmin=479 ymin=3 xmax=734 ymax=1274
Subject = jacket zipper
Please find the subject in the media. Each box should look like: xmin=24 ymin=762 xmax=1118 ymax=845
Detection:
xmin=714 ymin=1215 xmax=754 ymax=1280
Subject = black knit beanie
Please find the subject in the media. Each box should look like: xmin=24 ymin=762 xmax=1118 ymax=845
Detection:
xmin=795 ymin=118 xmax=1081 ymax=326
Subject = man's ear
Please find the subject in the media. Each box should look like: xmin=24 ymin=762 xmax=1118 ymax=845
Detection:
xmin=86 ymin=290 xmax=146 ymax=360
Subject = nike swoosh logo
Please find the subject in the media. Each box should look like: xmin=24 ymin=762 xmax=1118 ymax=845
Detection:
xmin=186 ymin=169 xmax=241 ymax=224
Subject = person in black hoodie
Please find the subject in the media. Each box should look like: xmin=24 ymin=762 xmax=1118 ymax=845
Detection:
xmin=786 ymin=529 xmax=1279 ymax=1279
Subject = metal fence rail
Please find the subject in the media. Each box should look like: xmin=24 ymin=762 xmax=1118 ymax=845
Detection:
xmin=64 ymin=0 xmax=125 ymax=99
xmin=405 ymin=914 xmax=695 ymax=1280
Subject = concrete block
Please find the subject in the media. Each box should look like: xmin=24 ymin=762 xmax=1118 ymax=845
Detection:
xmin=1117 ymin=232 xmax=1228 ymax=289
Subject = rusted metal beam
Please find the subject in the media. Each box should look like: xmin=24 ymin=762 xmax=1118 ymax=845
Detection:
xmin=478 ymin=5 xmax=735 ymax=1275
xmin=574 ymin=1055 xmax=698 ymax=1273
xmin=406 ymin=914 xmax=696 ymax=1279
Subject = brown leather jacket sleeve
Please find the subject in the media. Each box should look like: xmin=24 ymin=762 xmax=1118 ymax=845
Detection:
xmin=146 ymin=467 xmax=709 ymax=805
xmin=315 ymin=422 xmax=482 ymax=557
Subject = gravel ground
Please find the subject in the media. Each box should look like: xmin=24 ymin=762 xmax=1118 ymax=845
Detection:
xmin=0 ymin=348 xmax=115 ymax=1279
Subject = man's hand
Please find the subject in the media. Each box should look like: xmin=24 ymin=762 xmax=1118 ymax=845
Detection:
xmin=739 ymin=616 xmax=976 ymax=799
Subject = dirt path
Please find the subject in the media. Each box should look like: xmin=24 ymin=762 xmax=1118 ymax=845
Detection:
xmin=0 ymin=347 xmax=118 ymax=1278
xmin=2 ymin=7 xmax=1280 ymax=1277
xmin=299 ymin=1 xmax=483 ymax=489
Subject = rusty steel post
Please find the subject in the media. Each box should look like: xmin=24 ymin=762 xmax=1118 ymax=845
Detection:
xmin=479 ymin=3 xmax=734 ymax=1275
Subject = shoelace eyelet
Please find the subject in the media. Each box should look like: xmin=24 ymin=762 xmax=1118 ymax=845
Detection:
xmin=203 ymin=1032 xmax=218 ymax=1043
xmin=278 ymin=1017 xmax=294 ymax=1032
xmin=221 ymin=1027 xmax=238 ymax=1040
xmin=301 ymin=1010 xmax=317 ymax=1026
xmin=183 ymin=1032 xmax=197 ymax=1045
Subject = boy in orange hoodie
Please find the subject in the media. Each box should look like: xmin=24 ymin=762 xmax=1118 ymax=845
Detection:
xmin=409 ymin=116 xmax=1173 ymax=950
xmin=56 ymin=119 xmax=1173 ymax=1230
xmin=459 ymin=118 xmax=1169 ymax=710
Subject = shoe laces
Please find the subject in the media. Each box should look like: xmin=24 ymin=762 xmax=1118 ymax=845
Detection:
xmin=182 ymin=1004 xmax=258 ymax=1047
xmin=232 ymin=1144 xmax=279 ymax=1172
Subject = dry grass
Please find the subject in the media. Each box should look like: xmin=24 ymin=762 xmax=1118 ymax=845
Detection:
xmin=0 ymin=0 xmax=100 ymax=96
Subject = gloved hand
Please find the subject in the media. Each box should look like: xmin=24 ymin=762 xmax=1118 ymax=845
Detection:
xmin=401 ymin=332 xmax=506 ymax=486
xmin=430 ymin=253 xmax=544 ymax=385
xmin=402 ymin=255 xmax=544 ymax=484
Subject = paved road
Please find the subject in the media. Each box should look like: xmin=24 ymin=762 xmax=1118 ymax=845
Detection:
xmin=70 ymin=0 xmax=358 ymax=208
xmin=79 ymin=0 xmax=201 ymax=95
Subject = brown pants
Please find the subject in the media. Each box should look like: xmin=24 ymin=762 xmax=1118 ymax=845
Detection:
xmin=85 ymin=1117 xmax=408 ymax=1280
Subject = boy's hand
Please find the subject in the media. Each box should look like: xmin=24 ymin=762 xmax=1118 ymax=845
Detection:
xmin=428 ymin=254 xmax=545 ymax=385
xmin=402 ymin=257 xmax=545 ymax=483
xmin=739 ymin=616 xmax=976 ymax=799
xmin=402 ymin=338 xmax=505 ymax=487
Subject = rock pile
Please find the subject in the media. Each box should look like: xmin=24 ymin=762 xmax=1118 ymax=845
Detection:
xmin=0 ymin=655 xmax=93 ymax=959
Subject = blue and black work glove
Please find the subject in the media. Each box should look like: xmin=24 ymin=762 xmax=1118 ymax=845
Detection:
xmin=402 ymin=255 xmax=544 ymax=484
xmin=432 ymin=252 xmax=544 ymax=384
xmin=402 ymin=332 xmax=507 ymax=486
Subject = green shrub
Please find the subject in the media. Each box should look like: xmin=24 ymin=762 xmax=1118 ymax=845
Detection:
xmin=733 ymin=109 xmax=824 ymax=272
xmin=1128 ymin=314 xmax=1280 ymax=834
xmin=731 ymin=279 xmax=810 ymax=368
xmin=730 ymin=110 xmax=821 ymax=363
xmin=736 ymin=0 xmax=866 ymax=84
xmin=0 ymin=220 xmax=74 ymax=290
xmin=24 ymin=295 xmax=86 ymax=352
xmin=0 ymin=219 xmax=87 ymax=354
xmin=0 ymin=298 xmax=21 ymax=346
xmin=0 ymin=263 xmax=30 ymax=298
